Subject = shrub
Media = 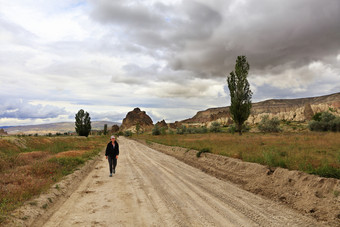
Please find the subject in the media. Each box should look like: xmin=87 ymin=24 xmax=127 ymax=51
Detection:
xmin=186 ymin=127 xmax=195 ymax=134
xmin=330 ymin=117 xmax=340 ymax=132
xmin=209 ymin=122 xmax=221 ymax=133
xmin=193 ymin=126 xmax=208 ymax=134
xmin=262 ymin=150 xmax=287 ymax=168
xmin=227 ymin=123 xmax=250 ymax=134
xmin=176 ymin=126 xmax=187 ymax=134
xmin=309 ymin=112 xmax=340 ymax=132
xmin=311 ymin=164 xmax=340 ymax=179
xmin=312 ymin=112 xmax=322 ymax=121
xmin=200 ymin=126 xmax=208 ymax=133
xmin=258 ymin=115 xmax=281 ymax=133
xmin=124 ymin=131 xmax=132 ymax=137
xmin=175 ymin=126 xmax=208 ymax=134
xmin=160 ymin=127 xmax=166 ymax=135
xmin=227 ymin=124 xmax=236 ymax=134
xmin=196 ymin=148 xmax=211 ymax=158
xmin=152 ymin=125 xmax=161 ymax=135
xmin=117 ymin=131 xmax=124 ymax=136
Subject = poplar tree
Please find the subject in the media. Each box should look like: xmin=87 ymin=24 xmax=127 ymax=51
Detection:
xmin=227 ymin=56 xmax=252 ymax=135
xmin=103 ymin=124 xmax=108 ymax=135
xmin=75 ymin=109 xmax=92 ymax=137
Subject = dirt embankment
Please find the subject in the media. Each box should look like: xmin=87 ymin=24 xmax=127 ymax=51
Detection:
xmin=139 ymin=140 xmax=340 ymax=226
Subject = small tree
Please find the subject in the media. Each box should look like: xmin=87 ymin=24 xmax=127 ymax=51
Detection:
xmin=227 ymin=56 xmax=252 ymax=135
xmin=75 ymin=109 xmax=91 ymax=137
xmin=103 ymin=124 xmax=108 ymax=135
xmin=136 ymin=123 xmax=141 ymax=135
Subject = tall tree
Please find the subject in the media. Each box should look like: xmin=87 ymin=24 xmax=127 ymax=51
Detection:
xmin=103 ymin=124 xmax=108 ymax=135
xmin=227 ymin=56 xmax=252 ymax=135
xmin=75 ymin=109 xmax=92 ymax=137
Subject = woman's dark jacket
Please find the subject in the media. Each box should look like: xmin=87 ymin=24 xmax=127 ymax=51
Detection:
xmin=105 ymin=141 xmax=119 ymax=157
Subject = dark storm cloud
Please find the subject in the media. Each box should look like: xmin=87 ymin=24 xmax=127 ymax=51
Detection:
xmin=90 ymin=0 xmax=222 ymax=53
xmin=90 ymin=0 xmax=340 ymax=80
xmin=171 ymin=0 xmax=340 ymax=78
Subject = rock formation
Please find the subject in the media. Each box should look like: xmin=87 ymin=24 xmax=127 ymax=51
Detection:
xmin=120 ymin=108 xmax=153 ymax=132
xmin=0 ymin=128 xmax=8 ymax=135
xmin=155 ymin=120 xmax=168 ymax=129
xmin=182 ymin=92 xmax=340 ymax=126
xmin=111 ymin=125 xmax=120 ymax=133
xmin=169 ymin=121 xmax=182 ymax=129
xmin=303 ymin=104 xmax=314 ymax=121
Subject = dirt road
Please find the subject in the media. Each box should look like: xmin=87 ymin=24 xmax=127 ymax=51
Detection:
xmin=38 ymin=137 xmax=320 ymax=227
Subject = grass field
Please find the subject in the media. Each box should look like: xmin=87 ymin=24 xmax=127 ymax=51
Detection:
xmin=0 ymin=135 xmax=108 ymax=223
xmin=135 ymin=132 xmax=340 ymax=179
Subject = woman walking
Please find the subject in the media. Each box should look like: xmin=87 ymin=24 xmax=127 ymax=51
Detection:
xmin=105 ymin=135 xmax=119 ymax=177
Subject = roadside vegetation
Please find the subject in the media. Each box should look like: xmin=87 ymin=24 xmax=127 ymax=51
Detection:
xmin=135 ymin=131 xmax=340 ymax=179
xmin=0 ymin=135 xmax=107 ymax=223
xmin=308 ymin=111 xmax=340 ymax=132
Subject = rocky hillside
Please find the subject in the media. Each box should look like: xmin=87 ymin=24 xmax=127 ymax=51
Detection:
xmin=182 ymin=92 xmax=340 ymax=126
xmin=120 ymin=108 xmax=153 ymax=132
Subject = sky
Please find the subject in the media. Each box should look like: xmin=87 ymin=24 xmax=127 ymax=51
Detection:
xmin=1 ymin=0 xmax=340 ymax=126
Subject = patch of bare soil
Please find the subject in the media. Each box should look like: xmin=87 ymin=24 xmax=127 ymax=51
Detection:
xmin=139 ymin=139 xmax=340 ymax=226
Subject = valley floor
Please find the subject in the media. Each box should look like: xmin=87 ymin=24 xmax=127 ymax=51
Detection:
xmin=8 ymin=137 xmax=335 ymax=226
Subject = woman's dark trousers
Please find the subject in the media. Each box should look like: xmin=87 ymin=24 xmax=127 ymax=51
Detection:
xmin=108 ymin=156 xmax=117 ymax=174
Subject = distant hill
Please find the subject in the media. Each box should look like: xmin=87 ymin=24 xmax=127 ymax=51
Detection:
xmin=182 ymin=92 xmax=340 ymax=125
xmin=2 ymin=121 xmax=121 ymax=135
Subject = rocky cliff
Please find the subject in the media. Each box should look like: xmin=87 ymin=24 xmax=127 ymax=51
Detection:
xmin=155 ymin=120 xmax=168 ymax=129
xmin=120 ymin=108 xmax=154 ymax=132
xmin=182 ymin=92 xmax=340 ymax=126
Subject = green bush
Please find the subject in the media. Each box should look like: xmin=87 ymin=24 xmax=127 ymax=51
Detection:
xmin=209 ymin=122 xmax=221 ymax=133
xmin=227 ymin=124 xmax=236 ymax=134
xmin=186 ymin=127 xmax=195 ymax=134
xmin=117 ymin=131 xmax=124 ymax=136
xmin=227 ymin=123 xmax=250 ymax=134
xmin=174 ymin=126 xmax=208 ymax=134
xmin=124 ymin=131 xmax=132 ymax=137
xmin=152 ymin=125 xmax=161 ymax=135
xmin=312 ymin=164 xmax=340 ymax=179
xmin=176 ymin=126 xmax=187 ymax=134
xmin=309 ymin=112 xmax=340 ymax=132
xmin=312 ymin=112 xmax=322 ymax=121
xmin=330 ymin=117 xmax=340 ymax=132
xmin=262 ymin=150 xmax=287 ymax=168
xmin=258 ymin=115 xmax=281 ymax=133
xmin=196 ymin=148 xmax=211 ymax=158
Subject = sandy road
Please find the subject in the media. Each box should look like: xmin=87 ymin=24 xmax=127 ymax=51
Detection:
xmin=40 ymin=137 xmax=320 ymax=227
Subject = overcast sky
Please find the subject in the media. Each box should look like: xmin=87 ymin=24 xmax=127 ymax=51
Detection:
xmin=1 ymin=0 xmax=340 ymax=126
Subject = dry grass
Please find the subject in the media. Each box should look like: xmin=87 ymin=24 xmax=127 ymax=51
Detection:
xmin=136 ymin=132 xmax=340 ymax=178
xmin=0 ymin=135 xmax=108 ymax=223
xmin=55 ymin=150 xmax=87 ymax=158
